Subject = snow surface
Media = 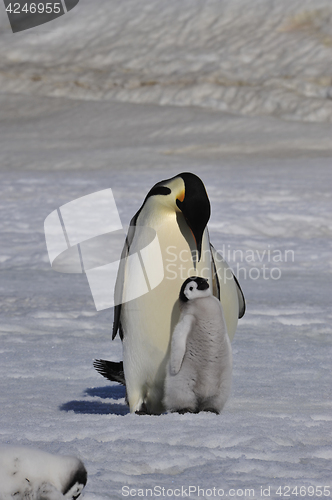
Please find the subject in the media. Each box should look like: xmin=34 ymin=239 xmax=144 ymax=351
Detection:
xmin=1 ymin=92 xmax=331 ymax=499
xmin=0 ymin=1 xmax=332 ymax=499
xmin=0 ymin=0 xmax=332 ymax=122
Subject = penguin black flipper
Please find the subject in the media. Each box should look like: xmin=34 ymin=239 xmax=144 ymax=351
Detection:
xmin=93 ymin=359 xmax=126 ymax=386
xmin=112 ymin=305 xmax=123 ymax=340
xmin=233 ymin=273 xmax=246 ymax=318
xmin=210 ymin=244 xmax=246 ymax=320
xmin=112 ymin=223 xmax=136 ymax=340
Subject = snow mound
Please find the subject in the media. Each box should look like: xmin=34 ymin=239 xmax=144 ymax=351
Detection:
xmin=0 ymin=446 xmax=87 ymax=500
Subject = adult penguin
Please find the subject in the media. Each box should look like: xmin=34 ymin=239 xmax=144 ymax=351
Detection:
xmin=94 ymin=172 xmax=245 ymax=414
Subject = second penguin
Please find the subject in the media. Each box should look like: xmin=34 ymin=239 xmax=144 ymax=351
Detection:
xmin=164 ymin=276 xmax=232 ymax=414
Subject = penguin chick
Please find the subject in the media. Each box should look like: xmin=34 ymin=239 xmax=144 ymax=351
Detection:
xmin=164 ymin=276 xmax=232 ymax=414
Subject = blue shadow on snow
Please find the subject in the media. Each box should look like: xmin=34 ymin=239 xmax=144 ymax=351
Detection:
xmin=59 ymin=385 xmax=129 ymax=416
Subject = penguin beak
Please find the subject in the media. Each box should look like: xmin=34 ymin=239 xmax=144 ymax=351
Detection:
xmin=175 ymin=173 xmax=211 ymax=262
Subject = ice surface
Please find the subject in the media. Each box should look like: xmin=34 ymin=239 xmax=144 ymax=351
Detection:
xmin=0 ymin=1 xmax=332 ymax=497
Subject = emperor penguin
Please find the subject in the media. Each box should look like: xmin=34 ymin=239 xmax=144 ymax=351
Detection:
xmin=0 ymin=445 xmax=87 ymax=500
xmin=94 ymin=172 xmax=245 ymax=414
xmin=163 ymin=276 xmax=232 ymax=414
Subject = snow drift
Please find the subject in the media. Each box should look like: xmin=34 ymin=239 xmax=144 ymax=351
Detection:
xmin=0 ymin=0 xmax=332 ymax=122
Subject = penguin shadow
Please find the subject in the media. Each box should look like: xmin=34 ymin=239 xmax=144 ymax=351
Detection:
xmin=59 ymin=384 xmax=129 ymax=416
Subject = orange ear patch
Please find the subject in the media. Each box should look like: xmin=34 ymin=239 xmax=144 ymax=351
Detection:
xmin=177 ymin=190 xmax=185 ymax=202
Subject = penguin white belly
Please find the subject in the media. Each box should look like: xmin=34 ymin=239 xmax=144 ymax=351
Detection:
xmin=122 ymin=208 xmax=214 ymax=413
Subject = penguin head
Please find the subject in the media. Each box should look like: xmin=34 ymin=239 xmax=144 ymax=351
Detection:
xmin=179 ymin=276 xmax=211 ymax=302
xmin=61 ymin=458 xmax=87 ymax=499
xmin=142 ymin=172 xmax=211 ymax=261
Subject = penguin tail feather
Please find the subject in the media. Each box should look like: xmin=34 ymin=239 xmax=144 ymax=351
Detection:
xmin=93 ymin=359 xmax=126 ymax=386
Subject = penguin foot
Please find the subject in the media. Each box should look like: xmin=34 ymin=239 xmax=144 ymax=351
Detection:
xmin=174 ymin=408 xmax=197 ymax=414
xmin=93 ymin=359 xmax=125 ymax=386
xmin=135 ymin=402 xmax=150 ymax=415
xmin=202 ymin=408 xmax=220 ymax=415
